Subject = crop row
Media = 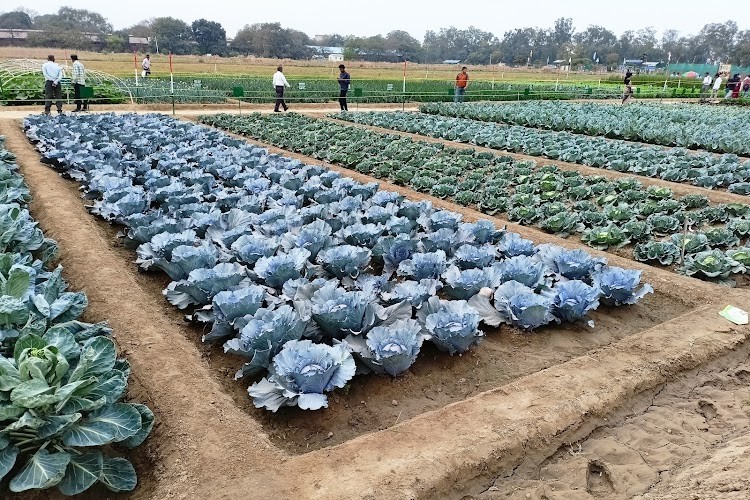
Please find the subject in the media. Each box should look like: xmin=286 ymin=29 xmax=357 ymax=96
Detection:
xmin=333 ymin=110 xmax=750 ymax=195
xmin=0 ymin=136 xmax=152 ymax=495
xmin=200 ymin=113 xmax=750 ymax=282
xmin=25 ymin=113 xmax=651 ymax=413
xmin=419 ymin=101 xmax=750 ymax=156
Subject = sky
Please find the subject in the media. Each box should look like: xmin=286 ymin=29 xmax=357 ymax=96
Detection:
xmin=13 ymin=0 xmax=749 ymax=39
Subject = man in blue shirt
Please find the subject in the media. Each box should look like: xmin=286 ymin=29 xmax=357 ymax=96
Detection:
xmin=337 ymin=64 xmax=350 ymax=111
xmin=41 ymin=55 xmax=63 ymax=115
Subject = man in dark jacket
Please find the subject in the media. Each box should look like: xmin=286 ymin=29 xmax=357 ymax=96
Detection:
xmin=337 ymin=65 xmax=351 ymax=111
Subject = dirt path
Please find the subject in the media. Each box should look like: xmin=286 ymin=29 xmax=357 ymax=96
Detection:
xmin=3 ymin=115 xmax=750 ymax=499
xmin=314 ymin=114 xmax=750 ymax=205
xmin=477 ymin=342 xmax=750 ymax=499
xmin=0 ymin=103 xmax=419 ymax=120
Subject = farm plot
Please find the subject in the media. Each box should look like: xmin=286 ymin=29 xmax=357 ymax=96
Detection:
xmin=20 ymin=113 xmax=673 ymax=445
xmin=9 ymin=113 xmax=749 ymax=499
xmin=333 ymin=110 xmax=750 ymax=194
xmin=0 ymin=135 xmax=153 ymax=496
xmin=419 ymin=101 xmax=750 ymax=155
xmin=200 ymin=113 xmax=750 ymax=283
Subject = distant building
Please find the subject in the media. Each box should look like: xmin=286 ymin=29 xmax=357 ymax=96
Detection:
xmin=308 ymin=45 xmax=344 ymax=61
xmin=128 ymin=36 xmax=150 ymax=51
xmin=442 ymin=59 xmax=461 ymax=64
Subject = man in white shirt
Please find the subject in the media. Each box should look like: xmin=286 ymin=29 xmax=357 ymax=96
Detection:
xmin=711 ymin=74 xmax=722 ymax=99
xmin=142 ymin=54 xmax=151 ymax=77
xmin=41 ymin=54 xmax=63 ymax=115
xmin=700 ymin=72 xmax=712 ymax=102
xmin=272 ymin=65 xmax=290 ymax=112
xmin=70 ymin=54 xmax=87 ymax=112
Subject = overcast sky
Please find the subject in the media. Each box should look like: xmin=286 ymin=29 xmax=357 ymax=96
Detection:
xmin=13 ymin=1 xmax=748 ymax=39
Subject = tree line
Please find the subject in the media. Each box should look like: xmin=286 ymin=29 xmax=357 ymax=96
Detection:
xmin=1 ymin=8 xmax=748 ymax=67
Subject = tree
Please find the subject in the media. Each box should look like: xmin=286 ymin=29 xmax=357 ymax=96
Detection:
xmin=0 ymin=11 xmax=33 ymax=29
xmin=423 ymin=26 xmax=499 ymax=64
xmin=191 ymin=19 xmax=226 ymax=55
xmin=313 ymin=34 xmax=345 ymax=46
xmin=694 ymin=21 xmax=738 ymax=63
xmin=26 ymin=29 xmax=94 ymax=50
xmin=551 ymin=17 xmax=575 ymax=47
xmin=231 ymin=23 xmax=311 ymax=59
xmin=150 ymin=17 xmax=194 ymax=55
xmin=573 ymin=25 xmax=618 ymax=63
xmin=34 ymin=7 xmax=112 ymax=34
xmin=384 ymin=30 xmax=422 ymax=61
xmin=105 ymin=30 xmax=130 ymax=53
xmin=498 ymin=28 xmax=537 ymax=65
xmin=126 ymin=19 xmax=155 ymax=38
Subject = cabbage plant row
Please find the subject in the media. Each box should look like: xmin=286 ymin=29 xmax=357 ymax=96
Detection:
xmin=419 ymin=101 xmax=750 ymax=156
xmin=199 ymin=113 xmax=750 ymax=282
xmin=24 ymin=113 xmax=652 ymax=413
xmin=334 ymin=110 xmax=750 ymax=195
xmin=0 ymin=136 xmax=153 ymax=495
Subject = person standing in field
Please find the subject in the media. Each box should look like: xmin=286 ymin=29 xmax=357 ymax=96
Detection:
xmin=337 ymin=64 xmax=351 ymax=111
xmin=742 ymin=75 xmax=750 ymax=98
xmin=711 ymin=73 xmax=722 ymax=99
xmin=700 ymin=72 xmax=712 ymax=102
xmin=41 ymin=55 xmax=63 ymax=115
xmin=142 ymin=54 xmax=151 ymax=77
xmin=70 ymin=54 xmax=87 ymax=112
xmin=273 ymin=65 xmax=290 ymax=112
xmin=622 ymin=70 xmax=634 ymax=104
xmin=454 ymin=66 xmax=468 ymax=103
xmin=730 ymin=74 xmax=742 ymax=99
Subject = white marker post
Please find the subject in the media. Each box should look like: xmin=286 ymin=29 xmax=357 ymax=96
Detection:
xmin=134 ymin=52 xmax=139 ymax=86
xmin=169 ymin=53 xmax=174 ymax=94
xmin=402 ymin=60 xmax=407 ymax=93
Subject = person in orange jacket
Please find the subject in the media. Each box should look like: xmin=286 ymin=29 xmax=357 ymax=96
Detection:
xmin=455 ymin=66 xmax=469 ymax=103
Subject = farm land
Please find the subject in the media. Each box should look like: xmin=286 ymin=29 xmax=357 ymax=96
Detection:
xmin=0 ymin=54 xmax=747 ymax=499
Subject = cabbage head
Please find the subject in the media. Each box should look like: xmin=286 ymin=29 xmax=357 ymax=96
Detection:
xmin=593 ymin=267 xmax=654 ymax=306
xmin=225 ymin=305 xmax=307 ymax=378
xmin=347 ymin=319 xmax=427 ymax=376
xmin=547 ymin=280 xmax=600 ymax=326
xmin=247 ymin=340 xmax=355 ymax=411
xmin=420 ymin=297 xmax=483 ymax=354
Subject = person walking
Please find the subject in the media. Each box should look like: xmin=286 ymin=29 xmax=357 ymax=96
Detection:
xmin=70 ymin=54 xmax=87 ymax=112
xmin=454 ymin=66 xmax=469 ymax=103
xmin=142 ymin=54 xmax=151 ymax=77
xmin=730 ymin=73 xmax=742 ymax=99
xmin=273 ymin=65 xmax=290 ymax=112
xmin=42 ymin=55 xmax=63 ymax=115
xmin=622 ymin=70 xmax=634 ymax=104
xmin=700 ymin=72 xmax=713 ymax=102
xmin=337 ymin=64 xmax=351 ymax=111
xmin=742 ymin=75 xmax=750 ymax=98
xmin=725 ymin=73 xmax=738 ymax=99
xmin=711 ymin=73 xmax=722 ymax=99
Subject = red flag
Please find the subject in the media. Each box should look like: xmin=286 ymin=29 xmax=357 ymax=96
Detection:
xmin=169 ymin=53 xmax=173 ymax=73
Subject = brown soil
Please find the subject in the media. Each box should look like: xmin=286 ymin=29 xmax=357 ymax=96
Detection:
xmin=2 ymin=115 xmax=750 ymax=499
xmin=474 ymin=341 xmax=750 ymax=500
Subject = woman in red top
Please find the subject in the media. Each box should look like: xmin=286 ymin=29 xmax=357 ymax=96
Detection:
xmin=455 ymin=67 xmax=469 ymax=103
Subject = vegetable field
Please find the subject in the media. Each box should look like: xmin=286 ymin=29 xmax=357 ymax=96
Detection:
xmin=0 ymin=99 xmax=747 ymax=499
xmin=0 ymin=135 xmax=152 ymax=495
xmin=420 ymin=101 xmax=750 ymax=155
xmin=335 ymin=110 xmax=750 ymax=194
xmin=200 ymin=112 xmax=750 ymax=282
xmin=23 ymin=113 xmax=654 ymax=413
